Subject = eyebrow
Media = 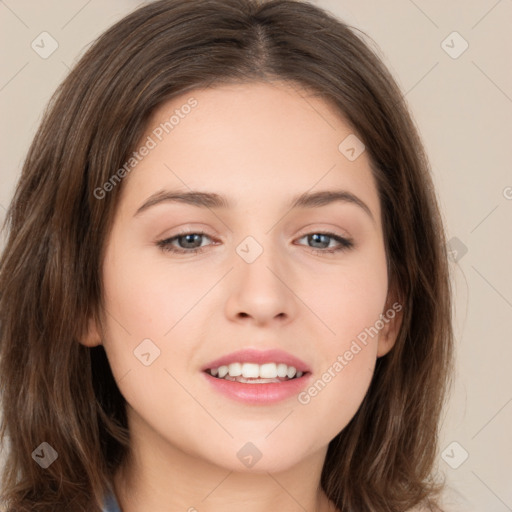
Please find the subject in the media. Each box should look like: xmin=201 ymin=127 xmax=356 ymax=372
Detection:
xmin=134 ymin=189 xmax=375 ymax=224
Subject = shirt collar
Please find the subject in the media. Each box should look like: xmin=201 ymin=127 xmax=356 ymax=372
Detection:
xmin=102 ymin=489 xmax=121 ymax=512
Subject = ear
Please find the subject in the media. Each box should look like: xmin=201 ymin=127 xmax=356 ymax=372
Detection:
xmin=376 ymin=292 xmax=403 ymax=358
xmin=78 ymin=316 xmax=103 ymax=347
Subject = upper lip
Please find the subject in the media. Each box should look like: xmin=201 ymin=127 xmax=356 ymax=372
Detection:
xmin=201 ymin=348 xmax=311 ymax=373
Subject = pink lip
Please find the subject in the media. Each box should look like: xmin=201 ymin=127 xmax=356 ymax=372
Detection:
xmin=200 ymin=349 xmax=312 ymax=405
xmin=202 ymin=371 xmax=312 ymax=405
xmin=201 ymin=348 xmax=311 ymax=373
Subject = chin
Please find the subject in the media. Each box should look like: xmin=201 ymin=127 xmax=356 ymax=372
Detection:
xmin=201 ymin=437 xmax=319 ymax=474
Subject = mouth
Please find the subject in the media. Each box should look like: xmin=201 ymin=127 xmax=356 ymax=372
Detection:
xmin=201 ymin=349 xmax=312 ymax=404
xmin=204 ymin=362 xmax=309 ymax=384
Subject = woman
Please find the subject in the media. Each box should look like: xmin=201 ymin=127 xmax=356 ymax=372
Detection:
xmin=0 ymin=1 xmax=454 ymax=510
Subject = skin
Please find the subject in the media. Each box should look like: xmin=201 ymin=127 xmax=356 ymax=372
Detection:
xmin=81 ymin=81 xmax=402 ymax=512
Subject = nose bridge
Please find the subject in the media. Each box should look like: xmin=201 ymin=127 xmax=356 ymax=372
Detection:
xmin=235 ymin=232 xmax=284 ymax=291
xmin=226 ymin=230 xmax=296 ymax=323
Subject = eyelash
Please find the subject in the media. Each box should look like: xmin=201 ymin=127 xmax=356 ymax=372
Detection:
xmin=156 ymin=230 xmax=354 ymax=256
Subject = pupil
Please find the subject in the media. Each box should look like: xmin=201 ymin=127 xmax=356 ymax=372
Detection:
xmin=310 ymin=233 xmax=328 ymax=248
xmin=181 ymin=234 xmax=201 ymax=248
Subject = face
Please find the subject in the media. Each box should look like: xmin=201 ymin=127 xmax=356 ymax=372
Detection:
xmin=83 ymin=81 xmax=401 ymax=473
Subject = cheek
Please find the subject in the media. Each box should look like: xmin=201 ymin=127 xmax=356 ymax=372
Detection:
xmin=295 ymin=350 xmax=377 ymax=448
xmin=98 ymin=240 xmax=212 ymax=389
xmin=295 ymin=269 xmax=385 ymax=440
xmin=303 ymin=246 xmax=389 ymax=348
xmin=293 ymin=249 xmax=387 ymax=436
xmin=101 ymin=243 xmax=212 ymax=343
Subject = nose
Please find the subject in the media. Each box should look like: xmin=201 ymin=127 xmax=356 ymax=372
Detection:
xmin=224 ymin=242 xmax=298 ymax=327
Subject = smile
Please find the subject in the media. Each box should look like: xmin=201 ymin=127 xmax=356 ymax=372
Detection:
xmin=207 ymin=362 xmax=305 ymax=382
xmin=201 ymin=349 xmax=312 ymax=404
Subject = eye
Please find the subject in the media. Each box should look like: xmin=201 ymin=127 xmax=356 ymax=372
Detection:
xmin=156 ymin=230 xmax=354 ymax=256
xmin=156 ymin=231 xmax=215 ymax=255
xmin=295 ymin=232 xmax=354 ymax=255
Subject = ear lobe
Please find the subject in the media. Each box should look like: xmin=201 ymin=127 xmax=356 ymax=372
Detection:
xmin=79 ymin=316 xmax=103 ymax=347
xmin=376 ymin=298 xmax=403 ymax=358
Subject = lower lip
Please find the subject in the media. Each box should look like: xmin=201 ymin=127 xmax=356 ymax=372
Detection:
xmin=202 ymin=372 xmax=311 ymax=404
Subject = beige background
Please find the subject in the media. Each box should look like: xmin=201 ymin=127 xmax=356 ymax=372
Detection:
xmin=1 ymin=1 xmax=511 ymax=510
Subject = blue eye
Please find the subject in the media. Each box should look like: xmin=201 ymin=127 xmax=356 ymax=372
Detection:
xmin=295 ymin=232 xmax=354 ymax=254
xmin=156 ymin=231 xmax=354 ymax=255
xmin=157 ymin=231 xmax=213 ymax=255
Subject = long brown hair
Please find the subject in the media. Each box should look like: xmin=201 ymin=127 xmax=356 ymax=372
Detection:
xmin=0 ymin=0 xmax=454 ymax=510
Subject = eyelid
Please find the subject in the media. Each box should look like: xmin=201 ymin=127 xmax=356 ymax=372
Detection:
xmin=295 ymin=231 xmax=354 ymax=254
xmin=295 ymin=224 xmax=351 ymax=240
xmin=156 ymin=228 xmax=354 ymax=256
xmin=156 ymin=229 xmax=216 ymax=253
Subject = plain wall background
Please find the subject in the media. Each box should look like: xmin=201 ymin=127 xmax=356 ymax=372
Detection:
xmin=1 ymin=1 xmax=511 ymax=510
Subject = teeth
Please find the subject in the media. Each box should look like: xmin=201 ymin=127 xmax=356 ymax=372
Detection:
xmin=260 ymin=363 xmax=277 ymax=378
xmin=276 ymin=363 xmax=288 ymax=378
xmin=217 ymin=366 xmax=229 ymax=378
xmin=209 ymin=362 xmax=305 ymax=380
xmin=224 ymin=375 xmax=282 ymax=384
xmin=241 ymin=363 xmax=259 ymax=378
xmin=228 ymin=362 xmax=242 ymax=377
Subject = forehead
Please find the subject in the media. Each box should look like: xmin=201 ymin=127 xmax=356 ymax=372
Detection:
xmin=117 ymin=81 xmax=380 ymax=223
